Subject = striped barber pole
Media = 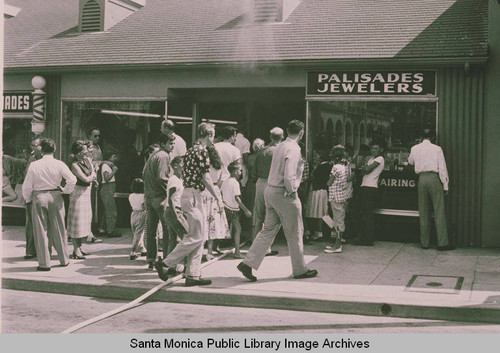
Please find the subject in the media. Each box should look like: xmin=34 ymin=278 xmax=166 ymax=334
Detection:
xmin=31 ymin=90 xmax=45 ymax=134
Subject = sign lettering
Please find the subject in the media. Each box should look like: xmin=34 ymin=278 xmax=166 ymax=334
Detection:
xmin=307 ymin=71 xmax=435 ymax=96
xmin=3 ymin=92 xmax=33 ymax=112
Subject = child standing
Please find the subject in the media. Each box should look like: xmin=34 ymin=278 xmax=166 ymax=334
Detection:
xmin=305 ymin=150 xmax=332 ymax=241
xmin=325 ymin=145 xmax=351 ymax=253
xmin=221 ymin=160 xmax=252 ymax=258
xmin=129 ymin=178 xmax=147 ymax=260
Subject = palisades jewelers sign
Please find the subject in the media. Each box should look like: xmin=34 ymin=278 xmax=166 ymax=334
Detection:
xmin=307 ymin=71 xmax=436 ymax=96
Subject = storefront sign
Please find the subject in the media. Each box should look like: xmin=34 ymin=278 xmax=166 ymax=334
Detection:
xmin=307 ymin=71 xmax=436 ymax=96
xmin=3 ymin=92 xmax=33 ymax=112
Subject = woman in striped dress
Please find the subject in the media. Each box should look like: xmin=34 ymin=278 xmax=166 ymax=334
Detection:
xmin=67 ymin=140 xmax=96 ymax=259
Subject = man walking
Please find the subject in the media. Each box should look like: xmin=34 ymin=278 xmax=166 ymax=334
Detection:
xmin=155 ymin=122 xmax=224 ymax=286
xmin=237 ymin=120 xmax=317 ymax=281
xmin=143 ymin=133 xmax=176 ymax=269
xmin=408 ymin=130 xmax=452 ymax=250
xmin=252 ymin=127 xmax=284 ymax=256
xmin=22 ymin=138 xmax=77 ymax=271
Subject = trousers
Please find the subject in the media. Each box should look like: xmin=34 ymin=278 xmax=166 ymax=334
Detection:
xmin=31 ymin=190 xmax=69 ymax=268
xmin=99 ymin=183 xmax=117 ymax=233
xmin=162 ymin=188 xmax=205 ymax=278
xmin=244 ymin=185 xmax=308 ymax=276
xmin=418 ymin=172 xmax=449 ymax=247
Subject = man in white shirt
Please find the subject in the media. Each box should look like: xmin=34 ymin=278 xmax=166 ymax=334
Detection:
xmin=22 ymin=138 xmax=77 ymax=271
xmin=161 ymin=119 xmax=187 ymax=158
xmin=214 ymin=126 xmax=241 ymax=182
xmin=408 ymin=130 xmax=451 ymax=250
xmin=237 ymin=120 xmax=318 ymax=282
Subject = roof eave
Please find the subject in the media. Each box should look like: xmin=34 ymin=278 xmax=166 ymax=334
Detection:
xmin=3 ymin=56 xmax=489 ymax=75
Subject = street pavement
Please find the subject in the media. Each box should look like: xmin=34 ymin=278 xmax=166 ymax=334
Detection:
xmin=2 ymin=226 xmax=500 ymax=324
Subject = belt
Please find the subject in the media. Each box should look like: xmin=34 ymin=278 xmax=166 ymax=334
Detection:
xmin=34 ymin=188 xmax=60 ymax=193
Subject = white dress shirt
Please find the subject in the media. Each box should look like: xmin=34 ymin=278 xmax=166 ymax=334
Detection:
xmin=22 ymin=154 xmax=77 ymax=203
xmin=214 ymin=141 xmax=242 ymax=182
xmin=408 ymin=139 xmax=449 ymax=191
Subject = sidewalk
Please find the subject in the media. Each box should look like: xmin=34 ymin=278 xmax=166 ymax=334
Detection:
xmin=2 ymin=226 xmax=500 ymax=324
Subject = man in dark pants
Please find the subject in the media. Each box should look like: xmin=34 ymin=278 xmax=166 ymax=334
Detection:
xmin=143 ymin=133 xmax=176 ymax=269
xmin=408 ymin=130 xmax=452 ymax=250
xmin=86 ymin=127 xmax=103 ymax=243
xmin=351 ymin=141 xmax=385 ymax=246
xmin=24 ymin=137 xmax=42 ymax=259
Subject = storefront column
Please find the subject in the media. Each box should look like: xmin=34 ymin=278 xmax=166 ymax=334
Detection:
xmin=192 ymin=102 xmax=200 ymax=142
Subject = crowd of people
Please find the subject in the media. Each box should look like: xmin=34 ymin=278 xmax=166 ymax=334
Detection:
xmin=17 ymin=117 xmax=452 ymax=282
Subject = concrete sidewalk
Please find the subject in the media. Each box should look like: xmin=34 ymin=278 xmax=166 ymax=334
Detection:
xmin=2 ymin=226 xmax=500 ymax=324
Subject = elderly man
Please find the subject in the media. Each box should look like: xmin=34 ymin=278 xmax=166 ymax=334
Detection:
xmin=252 ymin=127 xmax=284 ymax=256
xmin=161 ymin=119 xmax=187 ymax=158
xmin=155 ymin=122 xmax=224 ymax=286
xmin=22 ymin=138 xmax=77 ymax=271
xmin=237 ymin=120 xmax=317 ymax=281
xmin=408 ymin=129 xmax=452 ymax=250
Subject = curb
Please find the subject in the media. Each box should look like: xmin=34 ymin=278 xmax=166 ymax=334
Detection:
xmin=4 ymin=277 xmax=500 ymax=325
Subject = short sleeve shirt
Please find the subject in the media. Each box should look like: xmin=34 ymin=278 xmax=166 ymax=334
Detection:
xmin=221 ymin=177 xmax=241 ymax=211
xmin=183 ymin=142 xmax=210 ymax=191
xmin=166 ymin=175 xmax=184 ymax=208
xmin=361 ymin=156 xmax=385 ymax=188
xmin=328 ymin=163 xmax=349 ymax=203
xmin=128 ymin=193 xmax=145 ymax=211
xmin=101 ymin=163 xmax=115 ymax=183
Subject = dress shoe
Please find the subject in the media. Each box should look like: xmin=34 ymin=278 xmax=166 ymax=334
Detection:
xmin=80 ymin=249 xmax=90 ymax=256
xmin=60 ymin=263 xmax=70 ymax=267
xmin=265 ymin=250 xmax=279 ymax=257
xmin=293 ymin=269 xmax=318 ymax=279
xmin=71 ymin=251 xmax=86 ymax=260
xmin=129 ymin=254 xmax=138 ymax=260
xmin=36 ymin=266 xmax=51 ymax=271
xmin=87 ymin=236 xmax=103 ymax=244
xmin=237 ymin=262 xmax=257 ymax=282
xmin=185 ymin=277 xmax=212 ymax=287
xmin=421 ymin=245 xmax=430 ymax=250
xmin=154 ymin=261 xmax=170 ymax=281
xmin=24 ymin=254 xmax=36 ymax=260
xmin=438 ymin=245 xmax=455 ymax=251
xmin=140 ymin=252 xmax=147 ymax=257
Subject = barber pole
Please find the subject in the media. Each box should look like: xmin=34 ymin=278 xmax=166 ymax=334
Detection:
xmin=31 ymin=75 xmax=46 ymax=135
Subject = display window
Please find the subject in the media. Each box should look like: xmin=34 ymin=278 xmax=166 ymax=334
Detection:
xmin=61 ymin=100 xmax=168 ymax=193
xmin=308 ymin=100 xmax=437 ymax=212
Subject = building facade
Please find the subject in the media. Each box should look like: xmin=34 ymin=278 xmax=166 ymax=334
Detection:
xmin=3 ymin=0 xmax=499 ymax=247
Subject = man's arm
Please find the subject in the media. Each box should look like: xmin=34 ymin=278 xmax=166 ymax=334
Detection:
xmin=437 ymin=148 xmax=449 ymax=192
xmin=22 ymin=165 xmax=34 ymax=203
xmin=283 ymin=148 xmax=300 ymax=196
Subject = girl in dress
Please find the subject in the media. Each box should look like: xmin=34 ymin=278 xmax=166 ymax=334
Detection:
xmin=204 ymin=145 xmax=231 ymax=260
xmin=67 ymin=140 xmax=96 ymax=259
xmin=305 ymin=150 xmax=332 ymax=241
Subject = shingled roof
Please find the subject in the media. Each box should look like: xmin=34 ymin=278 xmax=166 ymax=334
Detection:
xmin=3 ymin=0 xmax=488 ymax=70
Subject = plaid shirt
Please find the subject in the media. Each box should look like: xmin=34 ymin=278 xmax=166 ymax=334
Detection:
xmin=328 ymin=162 xmax=350 ymax=203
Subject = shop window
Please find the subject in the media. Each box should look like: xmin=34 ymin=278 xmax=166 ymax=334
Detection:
xmin=308 ymin=100 xmax=437 ymax=211
xmin=61 ymin=100 xmax=169 ymax=193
